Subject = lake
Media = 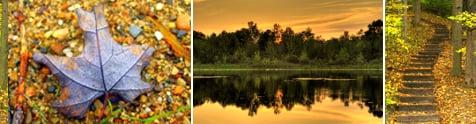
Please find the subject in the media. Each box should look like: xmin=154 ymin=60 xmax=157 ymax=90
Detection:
xmin=193 ymin=70 xmax=383 ymax=124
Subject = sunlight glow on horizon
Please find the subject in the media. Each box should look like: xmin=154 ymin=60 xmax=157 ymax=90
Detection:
xmin=194 ymin=0 xmax=382 ymax=39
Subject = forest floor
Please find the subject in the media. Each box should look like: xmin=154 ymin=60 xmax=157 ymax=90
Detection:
xmin=434 ymin=42 xmax=476 ymax=123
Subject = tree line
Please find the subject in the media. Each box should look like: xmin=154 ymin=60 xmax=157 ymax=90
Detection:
xmin=193 ymin=20 xmax=383 ymax=65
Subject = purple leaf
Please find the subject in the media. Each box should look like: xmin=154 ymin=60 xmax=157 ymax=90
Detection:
xmin=32 ymin=5 xmax=155 ymax=118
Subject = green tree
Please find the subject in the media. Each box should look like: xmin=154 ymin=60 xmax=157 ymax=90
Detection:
xmin=252 ymin=51 xmax=261 ymax=63
xmin=298 ymin=51 xmax=309 ymax=64
xmin=355 ymin=53 xmax=366 ymax=64
xmin=335 ymin=48 xmax=350 ymax=64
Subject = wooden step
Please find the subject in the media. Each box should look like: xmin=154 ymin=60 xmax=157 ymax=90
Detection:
xmin=412 ymin=54 xmax=438 ymax=59
xmin=403 ymin=75 xmax=434 ymax=81
xmin=409 ymin=63 xmax=434 ymax=68
xmin=399 ymin=88 xmax=433 ymax=95
xmin=399 ymin=96 xmax=436 ymax=104
xmin=398 ymin=104 xmax=437 ymax=112
xmin=418 ymin=51 xmax=441 ymax=55
xmin=404 ymin=69 xmax=432 ymax=74
xmin=410 ymin=59 xmax=436 ymax=64
xmin=421 ymin=48 xmax=442 ymax=52
xmin=403 ymin=81 xmax=434 ymax=88
xmin=397 ymin=114 xmax=440 ymax=123
xmin=424 ymin=44 xmax=442 ymax=48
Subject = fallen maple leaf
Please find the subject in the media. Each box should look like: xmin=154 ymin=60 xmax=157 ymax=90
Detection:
xmin=33 ymin=5 xmax=155 ymax=118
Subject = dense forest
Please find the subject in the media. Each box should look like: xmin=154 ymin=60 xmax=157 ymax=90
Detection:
xmin=193 ymin=20 xmax=383 ymax=66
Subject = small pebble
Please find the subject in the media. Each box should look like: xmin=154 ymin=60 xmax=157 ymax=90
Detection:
xmin=129 ymin=24 xmax=143 ymax=38
xmin=11 ymin=35 xmax=18 ymax=41
xmin=53 ymin=28 xmax=69 ymax=40
xmin=63 ymin=48 xmax=73 ymax=57
xmin=68 ymin=3 xmax=81 ymax=11
xmin=155 ymin=3 xmax=164 ymax=11
xmin=47 ymin=86 xmax=56 ymax=93
xmin=40 ymin=47 xmax=48 ymax=54
xmin=167 ymin=22 xmax=176 ymax=29
xmin=154 ymin=85 xmax=163 ymax=91
xmin=166 ymin=91 xmax=172 ymax=96
xmin=154 ymin=31 xmax=164 ymax=41
xmin=44 ymin=31 xmax=53 ymax=38
xmin=183 ymin=117 xmax=191 ymax=124
xmin=177 ymin=78 xmax=186 ymax=86
xmin=173 ymin=86 xmax=184 ymax=95
xmin=140 ymin=95 xmax=148 ymax=104
xmin=110 ymin=95 xmax=121 ymax=103
xmin=171 ymin=29 xmax=178 ymax=34
xmin=176 ymin=13 xmax=190 ymax=30
xmin=167 ymin=78 xmax=176 ymax=84
xmin=176 ymin=112 xmax=183 ymax=117
xmin=171 ymin=67 xmax=179 ymax=75
xmin=50 ymin=43 xmax=65 ymax=55
xmin=166 ymin=95 xmax=173 ymax=104
xmin=157 ymin=97 xmax=163 ymax=103
xmin=25 ymin=87 xmax=36 ymax=97
xmin=144 ymin=107 xmax=152 ymax=113
xmin=177 ymin=30 xmax=187 ymax=38
xmin=94 ymin=100 xmax=104 ymax=110
xmin=38 ymin=6 xmax=48 ymax=14
xmin=168 ymin=0 xmax=174 ymax=5
xmin=169 ymin=15 xmax=177 ymax=21
xmin=58 ymin=20 xmax=64 ymax=25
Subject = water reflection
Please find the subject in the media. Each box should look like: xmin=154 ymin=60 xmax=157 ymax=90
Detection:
xmin=193 ymin=70 xmax=383 ymax=118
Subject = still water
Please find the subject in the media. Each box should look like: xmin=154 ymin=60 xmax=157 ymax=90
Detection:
xmin=193 ymin=70 xmax=383 ymax=124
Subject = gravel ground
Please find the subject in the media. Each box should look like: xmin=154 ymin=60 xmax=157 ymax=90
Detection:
xmin=7 ymin=0 xmax=191 ymax=123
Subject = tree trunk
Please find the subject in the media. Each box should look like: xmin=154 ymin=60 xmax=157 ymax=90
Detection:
xmin=467 ymin=0 xmax=476 ymax=87
xmin=403 ymin=0 xmax=408 ymax=42
xmin=0 ymin=0 xmax=8 ymax=89
xmin=413 ymin=0 xmax=421 ymax=25
xmin=451 ymin=0 xmax=463 ymax=75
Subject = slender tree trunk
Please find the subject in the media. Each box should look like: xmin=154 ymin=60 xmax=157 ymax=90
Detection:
xmin=467 ymin=0 xmax=476 ymax=87
xmin=467 ymin=31 xmax=476 ymax=87
xmin=0 ymin=0 xmax=7 ymax=89
xmin=452 ymin=0 xmax=463 ymax=75
xmin=413 ymin=0 xmax=421 ymax=25
xmin=403 ymin=0 xmax=408 ymax=42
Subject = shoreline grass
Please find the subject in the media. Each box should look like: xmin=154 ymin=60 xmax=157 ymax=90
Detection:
xmin=194 ymin=63 xmax=382 ymax=71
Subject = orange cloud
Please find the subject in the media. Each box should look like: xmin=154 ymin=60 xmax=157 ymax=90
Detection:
xmin=194 ymin=0 xmax=382 ymax=39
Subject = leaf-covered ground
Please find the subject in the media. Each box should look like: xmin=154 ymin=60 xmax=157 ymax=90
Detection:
xmin=7 ymin=0 xmax=191 ymax=123
xmin=434 ymin=42 xmax=476 ymax=123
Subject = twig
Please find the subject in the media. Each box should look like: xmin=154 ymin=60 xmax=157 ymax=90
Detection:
xmin=13 ymin=0 xmax=28 ymax=123
xmin=146 ymin=17 xmax=191 ymax=61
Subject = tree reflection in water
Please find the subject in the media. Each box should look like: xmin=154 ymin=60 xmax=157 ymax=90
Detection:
xmin=193 ymin=71 xmax=383 ymax=118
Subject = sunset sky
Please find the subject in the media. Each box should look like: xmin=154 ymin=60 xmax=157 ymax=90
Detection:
xmin=193 ymin=0 xmax=382 ymax=39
